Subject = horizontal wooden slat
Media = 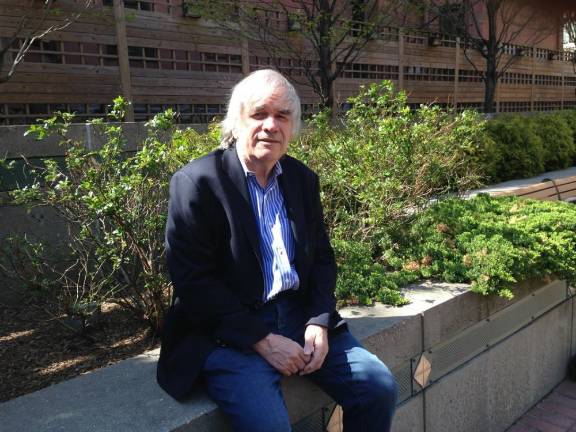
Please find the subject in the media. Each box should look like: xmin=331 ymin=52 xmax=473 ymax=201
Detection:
xmin=495 ymin=176 xmax=576 ymax=202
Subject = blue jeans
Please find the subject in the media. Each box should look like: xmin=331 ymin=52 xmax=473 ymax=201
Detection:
xmin=202 ymin=296 xmax=398 ymax=431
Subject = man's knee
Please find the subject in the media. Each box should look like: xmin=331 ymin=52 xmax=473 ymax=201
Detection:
xmin=374 ymin=366 xmax=399 ymax=407
xmin=360 ymin=357 xmax=399 ymax=408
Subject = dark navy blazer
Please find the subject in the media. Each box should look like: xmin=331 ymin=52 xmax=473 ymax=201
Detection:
xmin=157 ymin=146 xmax=343 ymax=401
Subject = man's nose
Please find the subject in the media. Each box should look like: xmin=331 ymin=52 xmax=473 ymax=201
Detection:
xmin=263 ymin=115 xmax=278 ymax=132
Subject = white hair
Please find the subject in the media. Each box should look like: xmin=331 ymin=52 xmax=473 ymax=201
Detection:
xmin=220 ymin=69 xmax=302 ymax=148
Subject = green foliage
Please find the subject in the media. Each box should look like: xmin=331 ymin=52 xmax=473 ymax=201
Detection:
xmin=8 ymin=99 xmax=218 ymax=331
xmin=290 ymin=81 xmax=491 ymax=305
xmin=485 ymin=110 xmax=576 ymax=182
xmin=292 ymin=81 xmax=490 ymax=250
xmin=485 ymin=115 xmax=545 ymax=181
xmin=388 ymin=194 xmax=576 ymax=298
xmin=530 ymin=113 xmax=575 ymax=172
xmin=332 ymin=239 xmax=413 ymax=307
xmin=555 ymin=110 xmax=576 ymax=164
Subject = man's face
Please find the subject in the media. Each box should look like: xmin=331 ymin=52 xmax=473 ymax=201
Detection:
xmin=236 ymin=87 xmax=294 ymax=168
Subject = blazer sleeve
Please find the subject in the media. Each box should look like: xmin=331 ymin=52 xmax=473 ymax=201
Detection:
xmin=165 ymin=170 xmax=270 ymax=349
xmin=305 ymin=173 xmax=338 ymax=328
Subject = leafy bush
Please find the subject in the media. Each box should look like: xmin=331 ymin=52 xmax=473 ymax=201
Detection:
xmin=555 ymin=110 xmax=576 ymax=164
xmin=289 ymin=81 xmax=492 ymax=306
xmin=332 ymin=239 xmax=414 ymax=307
xmin=530 ymin=113 xmax=575 ymax=172
xmin=485 ymin=115 xmax=545 ymax=181
xmin=484 ymin=111 xmax=576 ymax=182
xmin=292 ymin=81 xmax=490 ymax=250
xmin=388 ymin=194 xmax=576 ymax=299
xmin=6 ymin=98 xmax=218 ymax=332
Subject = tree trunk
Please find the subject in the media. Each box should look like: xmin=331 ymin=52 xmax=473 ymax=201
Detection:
xmin=0 ymin=37 xmax=9 ymax=84
xmin=484 ymin=70 xmax=497 ymax=113
xmin=484 ymin=0 xmax=499 ymax=113
xmin=317 ymin=0 xmax=335 ymax=113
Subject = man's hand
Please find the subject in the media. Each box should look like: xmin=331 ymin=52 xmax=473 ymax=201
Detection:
xmin=300 ymin=324 xmax=329 ymax=375
xmin=253 ymin=333 xmax=311 ymax=376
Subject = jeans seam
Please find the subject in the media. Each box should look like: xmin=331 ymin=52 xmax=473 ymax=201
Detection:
xmin=314 ymin=359 xmax=368 ymax=432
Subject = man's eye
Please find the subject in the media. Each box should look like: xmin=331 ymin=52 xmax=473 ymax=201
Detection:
xmin=252 ymin=112 xmax=266 ymax=119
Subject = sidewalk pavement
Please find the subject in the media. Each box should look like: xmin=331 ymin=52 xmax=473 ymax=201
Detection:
xmin=507 ymin=380 xmax=576 ymax=432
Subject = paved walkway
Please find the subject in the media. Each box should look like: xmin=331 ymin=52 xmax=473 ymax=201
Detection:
xmin=508 ymin=380 xmax=576 ymax=432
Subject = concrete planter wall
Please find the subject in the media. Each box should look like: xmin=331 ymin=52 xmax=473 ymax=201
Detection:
xmin=0 ymin=278 xmax=572 ymax=432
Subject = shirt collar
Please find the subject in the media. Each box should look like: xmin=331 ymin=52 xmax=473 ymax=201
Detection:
xmin=237 ymin=151 xmax=283 ymax=180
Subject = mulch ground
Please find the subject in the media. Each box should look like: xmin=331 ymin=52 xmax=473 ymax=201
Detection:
xmin=0 ymin=292 xmax=159 ymax=403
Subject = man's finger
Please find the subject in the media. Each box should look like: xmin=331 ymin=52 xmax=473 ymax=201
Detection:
xmin=293 ymin=356 xmax=307 ymax=370
xmin=300 ymin=354 xmax=322 ymax=375
xmin=303 ymin=332 xmax=314 ymax=356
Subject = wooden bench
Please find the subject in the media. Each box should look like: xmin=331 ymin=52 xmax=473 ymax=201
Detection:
xmin=493 ymin=175 xmax=576 ymax=203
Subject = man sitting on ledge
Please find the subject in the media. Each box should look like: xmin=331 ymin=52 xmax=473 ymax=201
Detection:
xmin=157 ymin=69 xmax=398 ymax=432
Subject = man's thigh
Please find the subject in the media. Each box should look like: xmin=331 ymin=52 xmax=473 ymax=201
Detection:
xmin=202 ymin=346 xmax=291 ymax=432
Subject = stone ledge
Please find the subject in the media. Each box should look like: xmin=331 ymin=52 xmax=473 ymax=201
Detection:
xmin=0 ymin=279 xmax=568 ymax=432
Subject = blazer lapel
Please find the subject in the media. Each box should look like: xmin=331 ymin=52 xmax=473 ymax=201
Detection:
xmin=277 ymin=161 xmax=308 ymax=271
xmin=221 ymin=147 xmax=263 ymax=270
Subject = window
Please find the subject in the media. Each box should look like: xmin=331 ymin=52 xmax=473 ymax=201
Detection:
xmin=103 ymin=0 xmax=170 ymax=13
xmin=132 ymin=103 xmax=227 ymax=123
xmin=340 ymin=62 xmax=399 ymax=80
xmin=126 ymin=47 xmax=242 ymax=73
xmin=63 ymin=41 xmax=82 ymax=65
xmin=0 ymin=103 xmax=109 ymax=125
xmin=458 ymin=69 xmax=483 ymax=83
xmin=404 ymin=66 xmax=455 ymax=82
xmin=501 ymin=72 xmax=532 ymax=85
xmin=15 ymin=39 xmax=119 ymax=67
xmin=534 ymin=101 xmax=562 ymax=111
xmin=534 ymin=75 xmax=562 ymax=86
xmin=20 ymin=40 xmax=62 ymax=64
xmin=250 ymin=56 xmax=313 ymax=76
xmin=500 ymin=101 xmax=531 ymax=112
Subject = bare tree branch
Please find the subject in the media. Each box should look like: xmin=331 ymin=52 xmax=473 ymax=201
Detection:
xmin=200 ymin=0 xmax=408 ymax=111
xmin=0 ymin=0 xmax=96 ymax=84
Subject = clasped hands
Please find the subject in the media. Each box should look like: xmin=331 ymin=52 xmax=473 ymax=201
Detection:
xmin=253 ymin=324 xmax=328 ymax=376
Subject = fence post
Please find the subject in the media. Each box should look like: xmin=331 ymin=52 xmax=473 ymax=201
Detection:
xmin=530 ymin=46 xmax=536 ymax=112
xmin=398 ymin=28 xmax=405 ymax=92
xmin=113 ymin=0 xmax=135 ymax=122
xmin=454 ymin=37 xmax=460 ymax=110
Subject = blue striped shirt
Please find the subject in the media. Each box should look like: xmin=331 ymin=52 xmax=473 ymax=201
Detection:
xmin=242 ymin=160 xmax=300 ymax=301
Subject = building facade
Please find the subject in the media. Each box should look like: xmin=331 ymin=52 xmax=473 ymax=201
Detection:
xmin=0 ymin=0 xmax=574 ymax=125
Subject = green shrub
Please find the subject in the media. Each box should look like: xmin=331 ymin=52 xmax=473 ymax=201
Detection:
xmin=388 ymin=194 xmax=576 ymax=299
xmin=530 ymin=113 xmax=575 ymax=171
xmin=292 ymin=81 xmax=490 ymax=250
xmin=7 ymin=98 xmax=218 ymax=332
xmin=290 ymin=82 xmax=492 ymax=306
xmin=555 ymin=110 xmax=576 ymax=164
xmin=332 ymin=239 xmax=414 ymax=307
xmin=485 ymin=115 xmax=545 ymax=181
